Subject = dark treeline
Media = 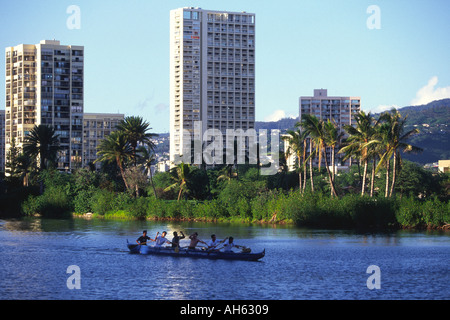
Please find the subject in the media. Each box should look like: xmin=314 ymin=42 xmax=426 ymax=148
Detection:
xmin=0 ymin=113 xmax=449 ymax=230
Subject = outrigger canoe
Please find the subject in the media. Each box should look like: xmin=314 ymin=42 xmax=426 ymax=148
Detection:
xmin=127 ymin=241 xmax=265 ymax=261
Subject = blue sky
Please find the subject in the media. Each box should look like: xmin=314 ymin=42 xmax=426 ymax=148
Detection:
xmin=1 ymin=0 xmax=449 ymax=133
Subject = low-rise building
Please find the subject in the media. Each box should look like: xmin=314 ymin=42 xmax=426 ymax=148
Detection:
xmin=438 ymin=160 xmax=450 ymax=173
xmin=82 ymin=113 xmax=124 ymax=170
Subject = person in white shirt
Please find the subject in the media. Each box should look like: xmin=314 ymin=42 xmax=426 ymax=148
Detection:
xmin=222 ymin=237 xmax=243 ymax=252
xmin=207 ymin=234 xmax=227 ymax=251
xmin=154 ymin=231 xmax=172 ymax=247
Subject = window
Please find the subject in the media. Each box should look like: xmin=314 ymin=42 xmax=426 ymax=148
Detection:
xmin=184 ymin=11 xmax=191 ymax=20
xmin=192 ymin=11 xmax=199 ymax=20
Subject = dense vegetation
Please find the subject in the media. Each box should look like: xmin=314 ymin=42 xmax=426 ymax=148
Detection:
xmin=0 ymin=112 xmax=448 ymax=230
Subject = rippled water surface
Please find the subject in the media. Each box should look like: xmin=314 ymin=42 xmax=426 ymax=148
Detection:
xmin=0 ymin=218 xmax=449 ymax=300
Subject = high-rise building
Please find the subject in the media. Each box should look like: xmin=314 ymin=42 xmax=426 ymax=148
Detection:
xmin=5 ymin=40 xmax=84 ymax=171
xmin=0 ymin=110 xmax=5 ymax=172
xmin=299 ymin=89 xmax=361 ymax=168
xmin=82 ymin=113 xmax=124 ymax=170
xmin=169 ymin=7 xmax=256 ymax=165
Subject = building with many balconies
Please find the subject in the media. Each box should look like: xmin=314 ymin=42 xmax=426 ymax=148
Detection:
xmin=5 ymin=40 xmax=84 ymax=171
xmin=299 ymin=89 xmax=361 ymax=168
xmin=170 ymin=7 xmax=256 ymax=166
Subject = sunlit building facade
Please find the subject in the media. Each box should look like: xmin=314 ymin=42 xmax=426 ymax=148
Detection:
xmin=0 ymin=110 xmax=5 ymax=172
xmin=82 ymin=113 xmax=124 ymax=170
xmin=299 ymin=89 xmax=361 ymax=168
xmin=4 ymin=40 xmax=84 ymax=171
xmin=170 ymin=7 xmax=256 ymax=166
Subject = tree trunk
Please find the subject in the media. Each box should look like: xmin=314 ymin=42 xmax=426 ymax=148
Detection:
xmin=323 ymin=150 xmax=337 ymax=197
xmin=149 ymin=168 xmax=157 ymax=198
xmin=135 ymin=185 xmax=140 ymax=198
xmin=361 ymin=159 xmax=368 ymax=196
xmin=370 ymin=158 xmax=376 ymax=197
xmin=309 ymin=140 xmax=314 ymax=192
xmin=297 ymin=151 xmax=302 ymax=193
xmin=357 ymin=159 xmax=362 ymax=188
xmin=331 ymin=146 xmax=336 ymax=182
xmin=389 ymin=151 xmax=397 ymax=197
xmin=303 ymin=163 xmax=307 ymax=193
xmin=177 ymin=188 xmax=183 ymax=202
xmin=302 ymin=140 xmax=307 ymax=192
xmin=385 ymin=159 xmax=390 ymax=198
xmin=117 ymin=158 xmax=129 ymax=191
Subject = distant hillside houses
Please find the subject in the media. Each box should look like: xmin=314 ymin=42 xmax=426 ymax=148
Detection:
xmin=150 ymin=99 xmax=449 ymax=170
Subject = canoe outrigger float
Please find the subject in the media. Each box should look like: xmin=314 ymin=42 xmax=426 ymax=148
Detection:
xmin=127 ymin=241 xmax=265 ymax=261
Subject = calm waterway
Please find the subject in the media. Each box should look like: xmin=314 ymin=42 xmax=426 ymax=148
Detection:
xmin=0 ymin=217 xmax=448 ymax=300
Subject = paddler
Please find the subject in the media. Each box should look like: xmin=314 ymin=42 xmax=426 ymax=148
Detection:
xmin=188 ymin=232 xmax=207 ymax=250
xmin=136 ymin=230 xmax=152 ymax=245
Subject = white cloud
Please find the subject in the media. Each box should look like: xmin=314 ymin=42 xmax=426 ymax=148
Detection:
xmin=371 ymin=104 xmax=401 ymax=114
xmin=410 ymin=76 xmax=450 ymax=106
xmin=264 ymin=110 xmax=296 ymax=122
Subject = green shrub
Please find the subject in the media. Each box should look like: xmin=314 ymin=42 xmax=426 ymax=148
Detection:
xmin=237 ymin=197 xmax=252 ymax=220
xmin=349 ymin=196 xmax=397 ymax=229
xmin=180 ymin=201 xmax=196 ymax=219
xmin=193 ymin=199 xmax=227 ymax=220
xmin=90 ymin=189 xmax=115 ymax=215
xmin=112 ymin=192 xmax=133 ymax=211
xmin=396 ymin=197 xmax=424 ymax=228
xmin=251 ymin=190 xmax=282 ymax=221
xmin=73 ymin=188 xmax=95 ymax=214
xmin=422 ymin=197 xmax=449 ymax=228
xmin=165 ymin=201 xmax=182 ymax=219
xmin=293 ymin=192 xmax=322 ymax=226
xmin=127 ymin=196 xmax=149 ymax=219
xmin=34 ymin=186 xmax=73 ymax=217
xmin=147 ymin=198 xmax=168 ymax=218
xmin=21 ymin=195 xmax=41 ymax=216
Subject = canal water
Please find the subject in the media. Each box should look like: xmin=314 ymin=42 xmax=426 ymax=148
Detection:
xmin=0 ymin=218 xmax=448 ymax=300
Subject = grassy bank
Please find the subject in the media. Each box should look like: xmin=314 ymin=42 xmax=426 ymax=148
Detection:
xmin=5 ymin=166 xmax=448 ymax=230
xmin=68 ymin=191 xmax=449 ymax=230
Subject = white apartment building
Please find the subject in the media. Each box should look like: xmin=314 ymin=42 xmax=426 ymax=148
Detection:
xmin=5 ymin=40 xmax=84 ymax=171
xmin=0 ymin=110 xmax=5 ymax=172
xmin=281 ymin=133 xmax=297 ymax=172
xmin=170 ymin=7 xmax=256 ymax=166
xmin=299 ymin=89 xmax=361 ymax=168
xmin=82 ymin=113 xmax=124 ymax=170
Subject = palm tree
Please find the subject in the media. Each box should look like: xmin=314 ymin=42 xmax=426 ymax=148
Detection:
xmin=23 ymin=125 xmax=60 ymax=170
xmin=282 ymin=128 xmax=307 ymax=193
xmin=301 ymin=114 xmax=338 ymax=197
xmin=323 ymin=119 xmax=344 ymax=184
xmin=372 ymin=121 xmax=393 ymax=197
xmin=138 ymin=145 xmax=158 ymax=198
xmin=95 ymin=130 xmax=132 ymax=190
xmin=16 ymin=153 xmax=35 ymax=187
xmin=165 ymin=162 xmax=195 ymax=201
xmin=217 ymin=164 xmax=238 ymax=183
xmin=340 ymin=111 xmax=378 ymax=196
xmin=116 ymin=116 xmax=158 ymax=166
xmin=376 ymin=109 xmax=422 ymax=197
xmin=300 ymin=115 xmax=320 ymax=192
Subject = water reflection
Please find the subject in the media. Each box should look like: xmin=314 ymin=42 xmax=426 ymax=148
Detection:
xmin=1 ymin=218 xmax=448 ymax=247
xmin=1 ymin=217 xmax=449 ymax=300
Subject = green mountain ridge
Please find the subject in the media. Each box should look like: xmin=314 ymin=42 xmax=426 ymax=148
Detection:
xmin=155 ymin=99 xmax=449 ymax=165
xmin=378 ymin=99 xmax=449 ymax=165
xmin=254 ymin=99 xmax=450 ymax=165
